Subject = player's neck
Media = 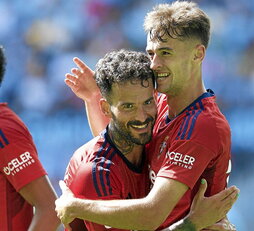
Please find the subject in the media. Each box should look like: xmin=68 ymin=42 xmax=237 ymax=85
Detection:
xmin=108 ymin=125 xmax=144 ymax=166
xmin=166 ymin=83 xmax=206 ymax=119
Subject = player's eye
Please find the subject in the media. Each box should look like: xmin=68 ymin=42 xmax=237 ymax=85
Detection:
xmin=144 ymin=98 xmax=156 ymax=106
xmin=145 ymin=99 xmax=152 ymax=105
xmin=162 ymin=50 xmax=171 ymax=55
xmin=122 ymin=104 xmax=134 ymax=109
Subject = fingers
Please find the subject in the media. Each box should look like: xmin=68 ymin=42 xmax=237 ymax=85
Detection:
xmin=71 ymin=67 xmax=82 ymax=76
xmin=199 ymin=178 xmax=207 ymax=196
xmin=221 ymin=186 xmax=239 ymax=202
xmin=66 ymin=73 xmax=78 ymax=82
xmin=214 ymin=188 xmax=239 ymax=220
xmin=65 ymin=67 xmax=85 ymax=86
xmin=213 ymin=186 xmax=240 ymax=202
xmin=73 ymin=57 xmax=93 ymax=73
xmin=222 ymin=197 xmax=238 ymax=214
xmin=65 ymin=79 xmax=75 ymax=88
xmin=216 ymin=192 xmax=238 ymax=216
xmin=65 ymin=73 xmax=80 ymax=88
xmin=194 ymin=178 xmax=207 ymax=201
xmin=59 ymin=180 xmax=70 ymax=193
xmin=222 ymin=190 xmax=239 ymax=212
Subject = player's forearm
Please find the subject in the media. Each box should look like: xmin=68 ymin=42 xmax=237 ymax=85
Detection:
xmin=28 ymin=207 xmax=60 ymax=231
xmin=84 ymin=93 xmax=109 ymax=137
xmin=70 ymin=197 xmax=165 ymax=230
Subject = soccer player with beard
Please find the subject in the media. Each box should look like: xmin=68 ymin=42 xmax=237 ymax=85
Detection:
xmin=63 ymin=49 xmax=156 ymax=231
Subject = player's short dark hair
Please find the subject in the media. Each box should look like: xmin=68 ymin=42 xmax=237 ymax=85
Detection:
xmin=0 ymin=46 xmax=6 ymax=86
xmin=94 ymin=49 xmax=155 ymax=101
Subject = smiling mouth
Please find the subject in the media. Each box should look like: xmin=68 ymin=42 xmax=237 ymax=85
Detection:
xmin=130 ymin=124 xmax=149 ymax=129
xmin=157 ymin=73 xmax=170 ymax=79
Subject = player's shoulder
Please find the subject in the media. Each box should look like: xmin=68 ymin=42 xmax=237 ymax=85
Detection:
xmin=66 ymin=142 xmax=121 ymax=198
xmin=69 ymin=136 xmax=119 ymax=172
xmin=0 ymin=103 xmax=22 ymax=124
xmin=0 ymin=106 xmax=34 ymax=153
xmin=0 ymin=104 xmax=30 ymax=137
xmin=172 ymin=95 xmax=230 ymax=144
xmin=75 ymin=135 xmax=116 ymax=158
xmin=196 ymin=97 xmax=230 ymax=133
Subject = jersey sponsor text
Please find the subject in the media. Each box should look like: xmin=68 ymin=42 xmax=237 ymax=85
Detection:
xmin=166 ymin=151 xmax=195 ymax=169
xmin=3 ymin=151 xmax=35 ymax=176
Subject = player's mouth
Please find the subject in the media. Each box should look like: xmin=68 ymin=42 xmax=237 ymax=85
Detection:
xmin=128 ymin=117 xmax=154 ymax=133
xmin=130 ymin=123 xmax=149 ymax=129
xmin=157 ymin=72 xmax=171 ymax=80
xmin=129 ymin=123 xmax=152 ymax=136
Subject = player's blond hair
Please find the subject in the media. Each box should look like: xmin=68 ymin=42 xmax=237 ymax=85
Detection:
xmin=144 ymin=1 xmax=210 ymax=48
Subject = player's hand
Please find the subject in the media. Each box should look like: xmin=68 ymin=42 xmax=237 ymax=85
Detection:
xmin=65 ymin=57 xmax=100 ymax=101
xmin=202 ymin=217 xmax=236 ymax=231
xmin=55 ymin=181 xmax=76 ymax=230
xmin=188 ymin=179 xmax=239 ymax=230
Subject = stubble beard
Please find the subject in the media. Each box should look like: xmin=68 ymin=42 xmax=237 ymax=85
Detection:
xmin=109 ymin=116 xmax=154 ymax=155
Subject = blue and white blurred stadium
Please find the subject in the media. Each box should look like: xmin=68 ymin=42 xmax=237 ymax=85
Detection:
xmin=0 ymin=0 xmax=253 ymax=230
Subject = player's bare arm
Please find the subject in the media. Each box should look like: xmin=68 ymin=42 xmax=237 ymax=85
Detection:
xmin=55 ymin=177 xmax=187 ymax=230
xmin=55 ymin=179 xmax=239 ymax=231
xmin=65 ymin=57 xmax=108 ymax=136
xmin=19 ymin=175 xmax=60 ymax=231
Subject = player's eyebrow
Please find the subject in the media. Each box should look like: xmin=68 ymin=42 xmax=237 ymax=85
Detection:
xmin=158 ymin=47 xmax=173 ymax=51
xmin=146 ymin=47 xmax=173 ymax=53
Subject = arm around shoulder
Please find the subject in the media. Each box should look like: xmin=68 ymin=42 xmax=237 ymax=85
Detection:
xmin=57 ymin=177 xmax=188 ymax=231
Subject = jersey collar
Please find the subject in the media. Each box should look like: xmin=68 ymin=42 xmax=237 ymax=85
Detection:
xmin=166 ymin=89 xmax=215 ymax=124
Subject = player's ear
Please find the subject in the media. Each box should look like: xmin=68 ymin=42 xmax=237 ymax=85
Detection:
xmin=193 ymin=44 xmax=205 ymax=63
xmin=100 ymin=98 xmax=112 ymax=118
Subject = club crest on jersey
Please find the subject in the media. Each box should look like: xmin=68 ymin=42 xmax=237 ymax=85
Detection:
xmin=158 ymin=136 xmax=169 ymax=159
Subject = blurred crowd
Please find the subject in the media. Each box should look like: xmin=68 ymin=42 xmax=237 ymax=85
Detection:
xmin=0 ymin=0 xmax=253 ymax=230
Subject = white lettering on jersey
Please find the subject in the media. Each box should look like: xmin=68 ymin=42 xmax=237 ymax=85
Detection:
xmin=148 ymin=152 xmax=196 ymax=188
xmin=166 ymin=151 xmax=195 ymax=169
xmin=3 ymin=152 xmax=35 ymax=176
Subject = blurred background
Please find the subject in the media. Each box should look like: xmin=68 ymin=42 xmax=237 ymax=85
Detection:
xmin=0 ymin=0 xmax=253 ymax=230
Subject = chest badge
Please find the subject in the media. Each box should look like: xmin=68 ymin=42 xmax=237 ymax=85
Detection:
xmin=158 ymin=136 xmax=169 ymax=159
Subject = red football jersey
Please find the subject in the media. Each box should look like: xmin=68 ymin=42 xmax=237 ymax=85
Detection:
xmin=147 ymin=90 xmax=232 ymax=230
xmin=64 ymin=128 xmax=150 ymax=231
xmin=0 ymin=103 xmax=47 ymax=231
